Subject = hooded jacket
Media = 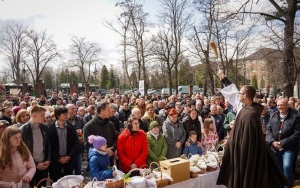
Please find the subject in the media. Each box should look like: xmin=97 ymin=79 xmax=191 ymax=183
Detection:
xmin=88 ymin=148 xmax=113 ymax=181
xmin=117 ymin=129 xmax=148 ymax=172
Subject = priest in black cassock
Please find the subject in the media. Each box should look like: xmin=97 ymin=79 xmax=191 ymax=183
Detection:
xmin=216 ymin=70 xmax=289 ymax=188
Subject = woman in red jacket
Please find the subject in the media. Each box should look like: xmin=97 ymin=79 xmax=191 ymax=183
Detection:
xmin=117 ymin=116 xmax=148 ymax=173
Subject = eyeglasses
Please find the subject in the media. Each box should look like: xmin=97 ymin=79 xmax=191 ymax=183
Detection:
xmin=239 ymin=93 xmax=245 ymax=95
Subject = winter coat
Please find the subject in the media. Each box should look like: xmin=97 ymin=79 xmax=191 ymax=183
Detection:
xmin=182 ymin=117 xmax=202 ymax=141
xmin=83 ymin=115 xmax=117 ymax=152
xmin=0 ymin=150 xmax=36 ymax=186
xmin=88 ymin=148 xmax=113 ymax=181
xmin=20 ymin=122 xmax=51 ymax=164
xmin=266 ymin=108 xmax=300 ymax=153
xmin=183 ymin=140 xmax=203 ymax=157
xmin=146 ymin=131 xmax=168 ymax=165
xmin=119 ymin=108 xmax=131 ymax=123
xmin=117 ymin=129 xmax=148 ymax=172
xmin=162 ymin=117 xmax=186 ymax=159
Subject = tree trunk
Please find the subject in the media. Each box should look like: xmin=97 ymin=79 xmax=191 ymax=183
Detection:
xmin=282 ymin=3 xmax=297 ymax=97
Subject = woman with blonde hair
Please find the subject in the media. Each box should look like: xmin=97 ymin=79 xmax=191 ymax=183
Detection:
xmin=15 ymin=109 xmax=30 ymax=127
xmin=0 ymin=126 xmax=36 ymax=187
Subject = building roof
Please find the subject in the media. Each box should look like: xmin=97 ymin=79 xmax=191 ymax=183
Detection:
xmin=244 ymin=48 xmax=283 ymax=62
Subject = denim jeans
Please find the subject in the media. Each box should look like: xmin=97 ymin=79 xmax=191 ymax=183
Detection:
xmin=274 ymin=150 xmax=295 ymax=188
xmin=73 ymin=153 xmax=82 ymax=175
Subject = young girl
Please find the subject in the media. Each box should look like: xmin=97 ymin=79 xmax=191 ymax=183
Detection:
xmin=0 ymin=126 xmax=36 ymax=187
xmin=201 ymin=118 xmax=219 ymax=153
xmin=88 ymin=135 xmax=117 ymax=181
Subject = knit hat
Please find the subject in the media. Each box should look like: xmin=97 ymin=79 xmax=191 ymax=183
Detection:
xmin=150 ymin=121 xmax=159 ymax=130
xmin=12 ymin=106 xmax=21 ymax=115
xmin=88 ymin=135 xmax=107 ymax=149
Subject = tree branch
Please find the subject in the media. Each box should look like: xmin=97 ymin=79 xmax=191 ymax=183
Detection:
xmin=268 ymin=0 xmax=285 ymax=15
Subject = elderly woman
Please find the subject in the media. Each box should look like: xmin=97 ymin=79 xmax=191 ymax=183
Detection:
xmin=15 ymin=109 xmax=30 ymax=127
xmin=0 ymin=126 xmax=36 ymax=187
xmin=162 ymin=108 xmax=186 ymax=159
xmin=117 ymin=116 xmax=148 ymax=173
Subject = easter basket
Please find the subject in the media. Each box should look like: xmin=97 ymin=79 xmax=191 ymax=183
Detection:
xmin=105 ymin=165 xmax=125 ymax=188
xmin=150 ymin=162 xmax=171 ymax=188
xmin=36 ymin=177 xmax=54 ymax=188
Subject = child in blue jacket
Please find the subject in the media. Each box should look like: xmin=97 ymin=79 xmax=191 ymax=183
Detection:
xmin=88 ymin=135 xmax=117 ymax=180
xmin=183 ymin=131 xmax=203 ymax=157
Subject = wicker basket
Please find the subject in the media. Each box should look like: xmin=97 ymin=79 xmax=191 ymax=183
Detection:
xmin=106 ymin=165 xmax=125 ymax=188
xmin=150 ymin=161 xmax=171 ymax=188
xmin=190 ymin=171 xmax=198 ymax=178
xmin=198 ymin=168 xmax=206 ymax=174
xmin=205 ymin=152 xmax=219 ymax=171
xmin=206 ymin=166 xmax=218 ymax=171
xmin=36 ymin=177 xmax=53 ymax=188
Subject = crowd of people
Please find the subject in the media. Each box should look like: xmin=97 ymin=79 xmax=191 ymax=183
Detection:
xmin=0 ymin=76 xmax=299 ymax=187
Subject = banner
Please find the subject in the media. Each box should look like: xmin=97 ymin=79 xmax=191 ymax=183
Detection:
xmin=139 ymin=80 xmax=144 ymax=96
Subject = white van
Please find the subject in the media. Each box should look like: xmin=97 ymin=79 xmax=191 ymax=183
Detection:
xmin=178 ymin=85 xmax=200 ymax=95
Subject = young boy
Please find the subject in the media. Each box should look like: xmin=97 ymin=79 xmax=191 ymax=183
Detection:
xmin=183 ymin=131 xmax=203 ymax=157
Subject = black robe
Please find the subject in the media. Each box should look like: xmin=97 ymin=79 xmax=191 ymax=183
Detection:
xmin=217 ymin=103 xmax=289 ymax=188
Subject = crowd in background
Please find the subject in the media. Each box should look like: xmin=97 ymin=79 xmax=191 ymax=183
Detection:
xmin=0 ymin=89 xmax=299 ymax=187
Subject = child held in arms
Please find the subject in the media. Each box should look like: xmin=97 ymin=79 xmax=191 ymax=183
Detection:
xmin=88 ymin=135 xmax=117 ymax=180
xmin=183 ymin=131 xmax=203 ymax=158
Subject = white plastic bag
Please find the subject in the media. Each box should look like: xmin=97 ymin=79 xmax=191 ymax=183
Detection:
xmin=125 ymin=176 xmax=147 ymax=188
xmin=52 ymin=175 xmax=84 ymax=188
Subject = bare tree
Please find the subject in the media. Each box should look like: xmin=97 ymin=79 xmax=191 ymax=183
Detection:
xmin=112 ymin=0 xmax=151 ymax=93
xmin=69 ymin=36 xmax=101 ymax=84
xmin=221 ymin=0 xmax=300 ymax=97
xmin=150 ymin=28 xmax=175 ymax=93
xmin=0 ymin=20 xmax=28 ymax=84
xmin=188 ymin=0 xmax=258 ymax=94
xmin=157 ymin=0 xmax=192 ymax=94
xmin=104 ymin=1 xmax=133 ymax=89
xmin=25 ymin=29 xmax=61 ymax=88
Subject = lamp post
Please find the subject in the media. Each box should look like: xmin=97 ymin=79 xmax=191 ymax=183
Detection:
xmin=56 ymin=73 xmax=59 ymax=93
xmin=66 ymin=72 xmax=69 ymax=94
xmin=22 ymin=60 xmax=26 ymax=83
xmin=93 ymin=64 xmax=98 ymax=91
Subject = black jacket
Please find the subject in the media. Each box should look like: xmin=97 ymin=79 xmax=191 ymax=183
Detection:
xmin=119 ymin=108 xmax=131 ymax=123
xmin=20 ymin=122 xmax=51 ymax=164
xmin=48 ymin=121 xmax=78 ymax=164
xmin=266 ymin=108 xmax=300 ymax=153
xmin=83 ymin=115 xmax=117 ymax=152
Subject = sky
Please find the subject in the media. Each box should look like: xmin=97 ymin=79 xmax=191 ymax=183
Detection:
xmin=0 ymin=0 xmax=160 ymax=69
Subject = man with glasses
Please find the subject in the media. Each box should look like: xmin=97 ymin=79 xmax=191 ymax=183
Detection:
xmin=217 ymin=70 xmax=288 ymax=188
